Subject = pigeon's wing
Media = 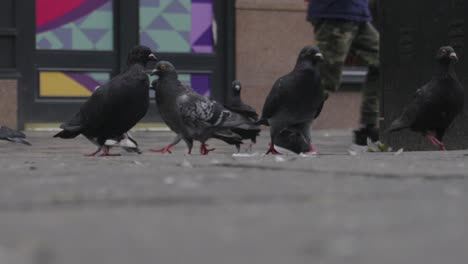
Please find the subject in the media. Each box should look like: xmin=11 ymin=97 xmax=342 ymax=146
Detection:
xmin=78 ymin=84 xmax=112 ymax=127
xmin=178 ymin=92 xmax=230 ymax=128
xmin=387 ymin=85 xmax=436 ymax=132
xmin=55 ymin=85 xmax=108 ymax=140
xmin=260 ymin=76 xmax=289 ymax=121
xmin=227 ymin=103 xmax=259 ymax=121
xmin=314 ymin=100 xmax=325 ymax=119
xmin=177 ymin=89 xmax=257 ymax=132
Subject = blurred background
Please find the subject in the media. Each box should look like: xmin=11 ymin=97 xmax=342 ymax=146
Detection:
xmin=0 ymin=0 xmax=370 ymax=132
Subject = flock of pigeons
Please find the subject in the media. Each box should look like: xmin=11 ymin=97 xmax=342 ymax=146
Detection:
xmin=0 ymin=45 xmax=465 ymax=155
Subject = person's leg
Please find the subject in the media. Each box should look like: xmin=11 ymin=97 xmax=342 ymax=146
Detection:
xmin=311 ymin=19 xmax=359 ymax=95
xmin=349 ymin=22 xmax=388 ymax=151
xmin=350 ymin=22 xmax=380 ymax=127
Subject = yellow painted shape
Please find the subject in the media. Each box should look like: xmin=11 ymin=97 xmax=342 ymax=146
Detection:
xmin=40 ymin=72 xmax=92 ymax=97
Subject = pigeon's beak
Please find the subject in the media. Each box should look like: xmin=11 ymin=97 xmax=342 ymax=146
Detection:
xmin=150 ymin=68 xmax=159 ymax=76
xmin=234 ymin=85 xmax=241 ymax=91
xmin=315 ymin=53 xmax=324 ymax=61
xmin=449 ymin=52 xmax=459 ymax=63
xmin=148 ymin=54 xmax=158 ymax=61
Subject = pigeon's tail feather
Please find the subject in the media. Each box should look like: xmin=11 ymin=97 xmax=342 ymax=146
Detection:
xmin=54 ymin=113 xmax=83 ymax=138
xmin=53 ymin=129 xmax=81 ymax=139
xmin=386 ymin=118 xmax=409 ymax=133
xmin=232 ymin=128 xmax=260 ymax=142
xmin=212 ymin=130 xmax=243 ymax=146
xmin=222 ymin=113 xmax=260 ymax=132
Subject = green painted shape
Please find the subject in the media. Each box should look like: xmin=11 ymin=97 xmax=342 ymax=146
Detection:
xmin=179 ymin=74 xmax=190 ymax=82
xmin=88 ymin=72 xmax=110 ymax=81
xmin=179 ymin=0 xmax=191 ymax=12
xmin=79 ymin=11 xmax=113 ymax=29
xmin=95 ymin=30 xmax=113 ymax=50
xmin=162 ymin=13 xmax=190 ymax=32
xmin=36 ymin=32 xmax=64 ymax=49
xmin=146 ymin=30 xmax=190 ymax=52
xmin=70 ymin=24 xmax=93 ymax=50
xmin=139 ymin=7 xmax=161 ymax=28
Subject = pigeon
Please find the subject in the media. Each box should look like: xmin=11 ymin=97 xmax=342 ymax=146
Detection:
xmin=53 ymin=45 xmax=158 ymax=156
xmin=0 ymin=126 xmax=31 ymax=145
xmin=258 ymin=45 xmax=325 ymax=154
xmin=224 ymin=80 xmax=260 ymax=151
xmin=150 ymin=61 xmax=259 ymax=155
xmin=387 ymin=46 xmax=464 ymax=150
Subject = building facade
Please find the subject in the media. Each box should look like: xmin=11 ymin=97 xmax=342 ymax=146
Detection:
xmin=1 ymin=0 xmax=363 ymax=130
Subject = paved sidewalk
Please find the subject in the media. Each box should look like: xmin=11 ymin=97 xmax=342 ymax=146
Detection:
xmin=0 ymin=130 xmax=467 ymax=264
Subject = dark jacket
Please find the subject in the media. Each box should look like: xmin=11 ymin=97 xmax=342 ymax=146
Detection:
xmin=307 ymin=0 xmax=371 ymax=22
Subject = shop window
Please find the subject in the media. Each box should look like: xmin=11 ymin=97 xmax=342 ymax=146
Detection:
xmin=36 ymin=0 xmax=114 ymax=50
xmin=139 ymin=0 xmax=214 ymax=53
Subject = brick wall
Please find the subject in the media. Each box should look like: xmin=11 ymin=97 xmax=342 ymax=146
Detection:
xmin=0 ymin=80 xmax=18 ymax=128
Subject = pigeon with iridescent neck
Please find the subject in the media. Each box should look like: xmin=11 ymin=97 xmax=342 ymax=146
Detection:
xmin=150 ymin=61 xmax=259 ymax=155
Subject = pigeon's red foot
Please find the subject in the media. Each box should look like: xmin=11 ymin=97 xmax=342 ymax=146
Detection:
xmin=309 ymin=144 xmax=317 ymax=153
xmin=425 ymin=134 xmax=447 ymax=151
xmin=265 ymin=143 xmax=281 ymax=155
xmin=200 ymin=143 xmax=215 ymax=155
xmin=84 ymin=147 xmax=102 ymax=157
xmin=99 ymin=146 xmax=121 ymax=157
xmin=150 ymin=144 xmax=174 ymax=154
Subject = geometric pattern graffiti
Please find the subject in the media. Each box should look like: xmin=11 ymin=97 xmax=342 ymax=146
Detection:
xmin=40 ymin=70 xmax=208 ymax=98
xmin=140 ymin=0 xmax=213 ymax=53
xmin=36 ymin=0 xmax=113 ymax=51
xmin=39 ymin=71 xmax=110 ymax=97
xmin=150 ymin=73 xmax=211 ymax=98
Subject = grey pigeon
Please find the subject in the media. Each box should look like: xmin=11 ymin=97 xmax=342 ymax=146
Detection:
xmin=258 ymin=45 xmax=325 ymax=154
xmin=150 ymin=61 xmax=259 ymax=155
xmin=224 ymin=80 xmax=260 ymax=151
xmin=54 ymin=45 xmax=157 ymax=156
xmin=0 ymin=126 xmax=31 ymax=145
xmin=387 ymin=46 xmax=464 ymax=150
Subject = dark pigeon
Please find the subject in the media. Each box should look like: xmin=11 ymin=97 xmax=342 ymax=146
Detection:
xmin=224 ymin=80 xmax=260 ymax=151
xmin=53 ymin=45 xmax=157 ymax=156
xmin=387 ymin=46 xmax=464 ymax=150
xmin=0 ymin=126 xmax=31 ymax=145
xmin=150 ymin=61 xmax=259 ymax=155
xmin=258 ymin=45 xmax=325 ymax=154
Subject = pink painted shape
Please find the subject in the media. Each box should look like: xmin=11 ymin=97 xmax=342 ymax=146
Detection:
xmin=192 ymin=45 xmax=213 ymax=53
xmin=36 ymin=0 xmax=85 ymax=26
xmin=190 ymin=3 xmax=213 ymax=46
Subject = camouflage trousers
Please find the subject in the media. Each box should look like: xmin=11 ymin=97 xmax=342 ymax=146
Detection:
xmin=311 ymin=19 xmax=380 ymax=126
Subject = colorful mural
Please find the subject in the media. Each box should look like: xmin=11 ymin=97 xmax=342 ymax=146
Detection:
xmin=40 ymin=71 xmax=209 ymax=98
xmin=36 ymin=0 xmax=113 ymax=50
xmin=39 ymin=71 xmax=110 ymax=97
xmin=139 ymin=0 xmax=214 ymax=53
xmin=149 ymin=73 xmax=211 ymax=98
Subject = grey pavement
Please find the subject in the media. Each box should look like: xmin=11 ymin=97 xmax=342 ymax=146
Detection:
xmin=0 ymin=130 xmax=467 ymax=264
